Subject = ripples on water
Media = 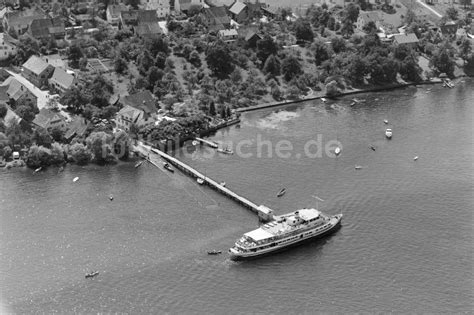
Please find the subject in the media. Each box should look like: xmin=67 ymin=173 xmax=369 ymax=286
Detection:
xmin=1 ymin=81 xmax=473 ymax=313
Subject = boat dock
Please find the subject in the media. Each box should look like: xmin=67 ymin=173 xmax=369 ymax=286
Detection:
xmin=135 ymin=142 xmax=274 ymax=221
xmin=194 ymin=137 xmax=218 ymax=148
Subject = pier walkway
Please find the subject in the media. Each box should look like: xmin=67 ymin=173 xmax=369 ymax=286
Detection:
xmin=135 ymin=142 xmax=274 ymax=221
xmin=194 ymin=137 xmax=218 ymax=148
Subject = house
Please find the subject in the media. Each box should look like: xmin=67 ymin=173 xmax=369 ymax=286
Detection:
xmin=0 ymin=32 xmax=17 ymax=61
xmin=28 ymin=17 xmax=65 ymax=40
xmin=174 ymin=0 xmax=205 ymax=13
xmin=106 ymin=4 xmax=128 ymax=27
xmin=1 ymin=76 xmax=37 ymax=107
xmin=441 ymin=21 xmax=458 ymax=36
xmin=228 ymin=1 xmax=248 ymax=23
xmin=2 ymin=11 xmax=45 ymax=35
xmin=135 ymin=23 xmax=162 ymax=38
xmin=22 ymin=55 xmax=54 ymax=88
xmin=356 ymin=11 xmax=382 ymax=31
xmin=392 ymin=33 xmax=419 ymax=46
xmin=218 ymin=28 xmax=238 ymax=42
xmin=260 ymin=5 xmax=277 ymax=19
xmin=120 ymin=10 xmax=139 ymax=30
xmin=141 ymin=0 xmax=171 ymax=18
xmin=115 ymin=90 xmax=158 ymax=131
xmin=64 ymin=116 xmax=89 ymax=141
xmin=237 ymin=26 xmax=261 ymax=46
xmin=32 ymin=108 xmax=67 ymax=132
xmin=202 ymin=6 xmax=231 ymax=32
xmin=48 ymin=67 xmax=77 ymax=94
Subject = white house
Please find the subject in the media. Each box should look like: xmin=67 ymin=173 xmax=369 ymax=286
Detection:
xmin=0 ymin=32 xmax=17 ymax=61
xmin=141 ymin=0 xmax=170 ymax=18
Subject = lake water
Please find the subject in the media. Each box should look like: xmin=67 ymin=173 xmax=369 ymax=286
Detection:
xmin=1 ymin=80 xmax=473 ymax=313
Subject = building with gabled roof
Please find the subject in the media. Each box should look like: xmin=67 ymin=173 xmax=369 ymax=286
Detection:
xmin=356 ymin=11 xmax=382 ymax=31
xmin=28 ymin=17 xmax=65 ymax=40
xmin=202 ymin=6 xmax=231 ymax=32
xmin=116 ymin=90 xmax=158 ymax=132
xmin=174 ymin=0 xmax=206 ymax=13
xmin=41 ymin=54 xmax=66 ymax=69
xmin=22 ymin=55 xmax=54 ymax=88
xmin=48 ymin=67 xmax=77 ymax=94
xmin=106 ymin=4 xmax=128 ymax=27
xmin=228 ymin=1 xmax=248 ymax=23
xmin=64 ymin=116 xmax=90 ymax=141
xmin=392 ymin=33 xmax=419 ymax=46
xmin=0 ymin=32 xmax=18 ymax=61
xmin=218 ymin=28 xmax=238 ymax=42
xmin=1 ymin=76 xmax=37 ymax=107
xmin=2 ymin=10 xmax=46 ymax=35
xmin=141 ymin=0 xmax=170 ymax=18
xmin=32 ymin=108 xmax=66 ymax=132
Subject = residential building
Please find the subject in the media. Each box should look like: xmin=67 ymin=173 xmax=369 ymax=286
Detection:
xmin=32 ymin=108 xmax=67 ymax=132
xmin=41 ymin=54 xmax=66 ymax=69
xmin=120 ymin=10 xmax=139 ymax=29
xmin=64 ymin=116 xmax=89 ymax=141
xmin=202 ymin=6 xmax=231 ymax=33
xmin=228 ymin=1 xmax=248 ymax=23
xmin=106 ymin=4 xmax=128 ymax=27
xmin=2 ymin=10 xmax=45 ymax=35
xmin=392 ymin=33 xmax=419 ymax=46
xmin=356 ymin=11 xmax=382 ymax=30
xmin=141 ymin=0 xmax=170 ymax=18
xmin=28 ymin=17 xmax=65 ymax=40
xmin=48 ymin=67 xmax=77 ymax=94
xmin=22 ymin=55 xmax=54 ymax=88
xmin=174 ymin=0 xmax=205 ymax=13
xmin=0 ymin=32 xmax=17 ymax=61
xmin=218 ymin=28 xmax=238 ymax=42
xmin=1 ymin=76 xmax=37 ymax=107
xmin=441 ymin=21 xmax=458 ymax=36
xmin=260 ymin=5 xmax=277 ymax=19
xmin=115 ymin=90 xmax=158 ymax=132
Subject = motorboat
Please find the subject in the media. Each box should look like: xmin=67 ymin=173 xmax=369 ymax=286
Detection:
xmin=58 ymin=166 xmax=64 ymax=173
xmin=197 ymin=178 xmax=205 ymax=185
xmin=134 ymin=161 xmax=143 ymax=168
xmin=163 ymin=163 xmax=174 ymax=172
xmin=217 ymin=147 xmax=233 ymax=155
xmin=85 ymin=271 xmax=99 ymax=279
xmin=355 ymin=165 xmax=362 ymax=170
xmin=414 ymin=156 xmax=419 ymax=161
xmin=384 ymin=119 xmax=388 ymax=124
xmin=34 ymin=167 xmax=42 ymax=173
xmin=109 ymin=194 xmax=114 ymax=201
xmin=385 ymin=128 xmax=392 ymax=139
xmin=334 ymin=147 xmax=341 ymax=156
xmin=192 ymin=140 xmax=199 ymax=146
xmin=370 ymin=145 xmax=376 ymax=151
xmin=220 ymin=182 xmax=226 ymax=187
xmin=73 ymin=177 xmax=79 ymax=182
xmin=207 ymin=250 xmax=222 ymax=255
xmin=321 ymin=97 xmax=327 ymax=103
xmin=277 ymin=188 xmax=286 ymax=197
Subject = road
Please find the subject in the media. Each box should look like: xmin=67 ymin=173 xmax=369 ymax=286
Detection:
xmin=416 ymin=0 xmax=443 ymax=18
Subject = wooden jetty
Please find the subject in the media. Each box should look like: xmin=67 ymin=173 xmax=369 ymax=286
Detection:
xmin=135 ymin=142 xmax=274 ymax=221
xmin=194 ymin=137 xmax=218 ymax=148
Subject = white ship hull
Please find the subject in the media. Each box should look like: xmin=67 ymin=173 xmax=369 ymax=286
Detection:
xmin=229 ymin=214 xmax=342 ymax=261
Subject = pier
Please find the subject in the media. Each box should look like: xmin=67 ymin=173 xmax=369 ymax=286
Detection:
xmin=194 ymin=137 xmax=218 ymax=148
xmin=135 ymin=142 xmax=274 ymax=221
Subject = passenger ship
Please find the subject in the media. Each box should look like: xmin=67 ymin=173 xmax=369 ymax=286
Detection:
xmin=229 ymin=208 xmax=342 ymax=260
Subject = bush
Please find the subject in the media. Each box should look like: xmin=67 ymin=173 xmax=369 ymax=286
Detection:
xmin=69 ymin=143 xmax=91 ymax=165
xmin=27 ymin=145 xmax=52 ymax=168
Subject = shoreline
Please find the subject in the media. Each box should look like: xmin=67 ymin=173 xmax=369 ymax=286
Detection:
xmin=236 ymin=79 xmax=447 ymax=113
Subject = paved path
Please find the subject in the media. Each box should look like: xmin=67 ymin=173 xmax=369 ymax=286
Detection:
xmin=416 ymin=0 xmax=443 ymax=18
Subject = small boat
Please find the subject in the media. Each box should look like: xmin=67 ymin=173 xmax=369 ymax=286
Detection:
xmin=277 ymin=188 xmax=286 ymax=197
xmin=414 ymin=156 xmax=419 ymax=161
xmin=134 ymin=161 xmax=143 ymax=168
xmin=85 ymin=271 xmax=99 ymax=279
xmin=334 ymin=147 xmax=341 ymax=156
xmin=355 ymin=165 xmax=362 ymax=170
xmin=207 ymin=250 xmax=222 ymax=255
xmin=58 ymin=166 xmax=64 ymax=173
xmin=321 ymin=97 xmax=327 ymax=103
xmin=109 ymin=194 xmax=114 ymax=201
xmin=384 ymin=119 xmax=388 ymax=124
xmin=34 ymin=167 xmax=42 ymax=173
xmin=197 ymin=178 xmax=205 ymax=185
xmin=370 ymin=145 xmax=376 ymax=151
xmin=350 ymin=101 xmax=356 ymax=107
xmin=217 ymin=147 xmax=233 ymax=155
xmin=163 ymin=163 xmax=174 ymax=173
xmin=192 ymin=140 xmax=199 ymax=146
xmin=385 ymin=128 xmax=392 ymax=139
xmin=220 ymin=182 xmax=226 ymax=187
xmin=73 ymin=177 xmax=79 ymax=182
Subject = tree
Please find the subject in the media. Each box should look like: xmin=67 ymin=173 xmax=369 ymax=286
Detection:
xmin=113 ymin=130 xmax=131 ymax=160
xmin=460 ymin=39 xmax=472 ymax=64
xmin=263 ymin=54 xmax=281 ymax=76
xmin=445 ymin=7 xmax=458 ymax=20
xmin=0 ymin=104 xmax=7 ymax=119
xmin=33 ymin=128 xmax=53 ymax=148
xmin=13 ymin=36 xmax=40 ymax=65
xmin=144 ymin=36 xmax=169 ymax=56
xmin=50 ymin=127 xmax=64 ymax=142
xmin=325 ymin=80 xmax=342 ymax=96
xmin=69 ymin=143 xmax=91 ymax=165
xmin=209 ymin=101 xmax=216 ymax=116
xmin=256 ymin=35 xmax=278 ymax=65
xmin=188 ymin=50 xmax=201 ymax=68
xmin=61 ymin=86 xmax=87 ymax=114
xmin=114 ymin=56 xmax=128 ymax=74
xmin=205 ymin=41 xmax=234 ymax=78
xmin=363 ymin=21 xmax=377 ymax=34
xmin=219 ymin=105 xmax=227 ymax=119
xmin=26 ymin=145 xmax=52 ymax=168
xmin=344 ymin=3 xmax=360 ymax=23
xmin=331 ymin=37 xmax=346 ymax=54
xmin=430 ymin=46 xmax=455 ymax=77
xmin=67 ymin=44 xmax=83 ymax=69
xmin=137 ymin=50 xmax=154 ymax=76
xmin=86 ymin=131 xmax=116 ymax=164
xmin=311 ymin=40 xmax=331 ymax=66
xmin=79 ymin=57 xmax=88 ymax=71
xmin=294 ymin=18 xmax=314 ymax=43
xmin=341 ymin=20 xmax=355 ymax=38
xmin=399 ymin=56 xmax=422 ymax=82
xmin=281 ymin=55 xmax=302 ymax=81
xmin=50 ymin=142 xmax=65 ymax=165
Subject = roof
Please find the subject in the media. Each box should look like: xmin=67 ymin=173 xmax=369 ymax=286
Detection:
xmin=218 ymin=28 xmax=238 ymax=37
xmin=32 ymin=108 xmax=65 ymax=129
xmin=23 ymin=55 xmax=52 ymax=75
xmin=135 ymin=23 xmax=162 ymax=37
xmin=29 ymin=18 xmax=53 ymax=38
xmin=64 ymin=116 xmax=89 ymax=139
xmin=297 ymin=209 xmax=320 ymax=221
xmin=2 ymin=105 xmax=21 ymax=127
xmin=0 ymin=85 xmax=9 ymax=102
xmin=117 ymin=104 xmax=142 ymax=122
xmin=4 ymin=11 xmax=45 ymax=28
xmin=393 ymin=33 xmax=419 ymax=44
xmin=229 ymin=1 xmax=246 ymax=15
xmin=121 ymin=10 xmax=138 ymax=23
xmin=244 ymin=228 xmax=274 ymax=242
xmin=204 ymin=6 xmax=230 ymax=25
xmin=137 ymin=10 xmax=158 ymax=23
xmin=42 ymin=54 xmax=66 ymax=69
xmin=122 ymin=90 xmax=157 ymax=114
xmin=359 ymin=11 xmax=380 ymax=23
xmin=1 ymin=77 xmax=33 ymax=101
xmin=107 ymin=4 xmax=128 ymax=18
xmin=49 ymin=67 xmax=75 ymax=90
xmin=261 ymin=5 xmax=277 ymax=15
xmin=0 ymin=32 xmax=18 ymax=46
